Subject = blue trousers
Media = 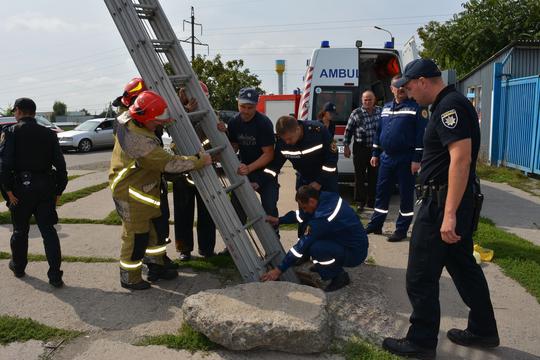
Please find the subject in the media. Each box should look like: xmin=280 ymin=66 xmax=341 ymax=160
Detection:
xmin=368 ymin=152 xmax=415 ymax=234
xmin=309 ymin=241 xmax=367 ymax=280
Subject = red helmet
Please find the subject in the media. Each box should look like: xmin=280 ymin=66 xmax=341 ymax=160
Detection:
xmin=121 ymin=77 xmax=147 ymax=107
xmin=129 ymin=91 xmax=172 ymax=125
xmin=199 ymin=81 xmax=209 ymax=97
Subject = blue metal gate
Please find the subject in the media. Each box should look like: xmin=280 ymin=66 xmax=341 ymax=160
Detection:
xmin=496 ymin=75 xmax=540 ymax=174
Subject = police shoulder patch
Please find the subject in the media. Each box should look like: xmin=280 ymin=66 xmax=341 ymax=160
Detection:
xmin=330 ymin=140 xmax=337 ymax=153
xmin=441 ymin=109 xmax=458 ymax=129
xmin=421 ymin=109 xmax=429 ymax=119
xmin=304 ymin=225 xmax=311 ymax=235
xmin=0 ymin=132 xmax=5 ymax=145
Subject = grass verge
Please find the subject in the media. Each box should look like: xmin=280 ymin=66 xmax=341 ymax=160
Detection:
xmin=476 ymin=162 xmax=540 ymax=196
xmin=337 ymin=337 xmax=402 ymax=360
xmin=175 ymin=253 xmax=236 ymax=272
xmin=56 ymin=182 xmax=109 ymax=206
xmin=0 ymin=251 xmax=116 ymax=263
xmin=137 ymin=323 xmax=218 ymax=352
xmin=0 ymin=315 xmax=81 ymax=345
xmin=475 ymin=217 xmax=540 ymax=302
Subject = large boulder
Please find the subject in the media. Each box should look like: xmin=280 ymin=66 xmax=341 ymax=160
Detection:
xmin=182 ymin=281 xmax=330 ymax=353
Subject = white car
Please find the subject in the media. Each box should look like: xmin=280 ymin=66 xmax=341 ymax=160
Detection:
xmin=57 ymin=118 xmax=115 ymax=152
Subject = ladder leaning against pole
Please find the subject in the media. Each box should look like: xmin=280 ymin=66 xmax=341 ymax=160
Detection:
xmin=103 ymin=0 xmax=298 ymax=283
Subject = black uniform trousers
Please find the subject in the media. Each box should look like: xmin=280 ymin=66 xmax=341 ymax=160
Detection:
xmin=173 ymin=177 xmax=215 ymax=256
xmin=352 ymin=143 xmax=377 ymax=207
xmin=9 ymin=176 xmax=62 ymax=281
xmin=405 ymin=187 xmax=498 ymax=349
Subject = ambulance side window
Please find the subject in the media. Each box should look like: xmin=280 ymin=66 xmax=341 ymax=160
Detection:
xmin=312 ymin=88 xmax=354 ymax=126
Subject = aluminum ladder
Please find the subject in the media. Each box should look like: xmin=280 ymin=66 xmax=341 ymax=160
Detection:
xmin=104 ymin=0 xmax=298 ymax=283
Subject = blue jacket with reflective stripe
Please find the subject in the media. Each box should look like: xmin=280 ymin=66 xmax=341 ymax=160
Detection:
xmin=372 ymin=99 xmax=427 ymax=162
xmin=268 ymin=120 xmax=338 ymax=184
xmin=277 ymin=191 xmax=368 ymax=272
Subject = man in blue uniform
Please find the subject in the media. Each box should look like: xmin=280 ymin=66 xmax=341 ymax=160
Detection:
xmin=382 ymin=59 xmax=499 ymax=359
xmin=365 ymin=76 xmax=428 ymax=242
xmin=261 ymin=185 xmax=368 ymax=292
xmin=265 ymin=115 xmax=338 ymax=193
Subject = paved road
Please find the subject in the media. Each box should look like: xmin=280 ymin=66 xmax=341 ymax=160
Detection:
xmin=63 ymin=149 xmax=112 ymax=170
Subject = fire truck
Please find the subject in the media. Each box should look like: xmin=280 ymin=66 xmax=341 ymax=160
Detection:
xmin=298 ymin=40 xmax=402 ymax=186
xmin=256 ymin=93 xmax=301 ymax=129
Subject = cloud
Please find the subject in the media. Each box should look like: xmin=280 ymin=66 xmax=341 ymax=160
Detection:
xmin=3 ymin=14 xmax=102 ymax=32
xmin=17 ymin=77 xmax=38 ymax=84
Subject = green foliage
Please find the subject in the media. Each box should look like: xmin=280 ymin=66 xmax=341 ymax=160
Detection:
xmin=0 ymin=251 xmax=116 ymax=263
xmin=339 ymin=337 xmax=403 ymax=360
xmin=1 ymin=104 xmax=14 ymax=116
xmin=137 ymin=323 xmax=218 ymax=352
xmin=174 ymin=253 xmax=236 ymax=272
xmin=0 ymin=315 xmax=81 ymax=345
xmin=181 ymin=54 xmax=263 ymax=111
xmin=52 ymin=101 xmax=67 ymax=116
xmin=476 ymin=162 xmax=540 ymax=196
xmin=418 ymin=0 xmax=540 ymax=76
xmin=56 ymin=182 xmax=109 ymax=207
xmin=475 ymin=218 xmax=540 ymax=302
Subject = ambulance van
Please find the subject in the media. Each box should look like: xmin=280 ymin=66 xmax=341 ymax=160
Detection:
xmin=298 ymin=40 xmax=402 ymax=187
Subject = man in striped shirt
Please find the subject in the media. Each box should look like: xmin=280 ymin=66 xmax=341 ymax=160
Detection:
xmin=344 ymin=90 xmax=382 ymax=211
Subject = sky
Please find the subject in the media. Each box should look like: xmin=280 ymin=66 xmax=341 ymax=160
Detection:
xmin=0 ymin=0 xmax=465 ymax=113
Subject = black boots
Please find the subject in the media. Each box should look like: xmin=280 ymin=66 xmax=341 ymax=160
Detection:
xmin=324 ymin=271 xmax=350 ymax=292
xmin=147 ymin=263 xmax=178 ymax=282
xmin=447 ymin=328 xmax=500 ymax=348
xmin=382 ymin=338 xmax=436 ymax=360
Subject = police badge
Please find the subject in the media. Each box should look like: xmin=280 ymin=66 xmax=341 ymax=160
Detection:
xmin=330 ymin=140 xmax=337 ymax=153
xmin=441 ymin=109 xmax=458 ymax=129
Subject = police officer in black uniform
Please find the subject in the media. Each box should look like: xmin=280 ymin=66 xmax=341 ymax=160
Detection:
xmin=1 ymin=98 xmax=68 ymax=287
xmin=381 ymin=59 xmax=499 ymax=359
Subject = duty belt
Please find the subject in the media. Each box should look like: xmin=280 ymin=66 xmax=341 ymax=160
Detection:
xmin=415 ymin=181 xmax=448 ymax=205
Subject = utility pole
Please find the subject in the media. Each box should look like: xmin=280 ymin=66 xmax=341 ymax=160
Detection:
xmin=179 ymin=6 xmax=209 ymax=63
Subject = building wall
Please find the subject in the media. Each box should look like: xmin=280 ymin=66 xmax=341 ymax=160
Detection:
xmin=457 ymin=50 xmax=511 ymax=159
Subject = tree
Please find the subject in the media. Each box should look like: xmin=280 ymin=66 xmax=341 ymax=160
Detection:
xmin=52 ymin=101 xmax=67 ymax=121
xmin=97 ymin=104 xmax=116 ymax=118
xmin=79 ymin=108 xmax=90 ymax=116
xmin=418 ymin=0 xmax=540 ymax=76
xmin=166 ymin=54 xmax=264 ymax=110
xmin=1 ymin=104 xmax=14 ymax=116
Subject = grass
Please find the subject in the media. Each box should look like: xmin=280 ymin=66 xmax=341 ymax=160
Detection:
xmin=337 ymin=337 xmax=403 ymax=360
xmin=56 ymin=182 xmax=109 ymax=206
xmin=0 ymin=251 xmax=116 ymax=263
xmin=175 ymin=253 xmax=236 ymax=272
xmin=0 ymin=315 xmax=81 ymax=345
xmin=137 ymin=323 xmax=218 ymax=352
xmin=476 ymin=162 xmax=540 ymax=196
xmin=474 ymin=217 xmax=540 ymax=302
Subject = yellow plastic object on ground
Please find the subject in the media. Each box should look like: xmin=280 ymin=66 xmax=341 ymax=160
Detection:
xmin=474 ymin=244 xmax=494 ymax=262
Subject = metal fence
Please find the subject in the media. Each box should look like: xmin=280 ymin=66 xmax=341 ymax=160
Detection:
xmin=494 ymin=75 xmax=540 ymax=174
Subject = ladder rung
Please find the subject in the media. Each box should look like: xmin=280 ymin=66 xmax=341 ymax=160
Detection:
xmin=223 ymin=179 xmax=245 ymax=194
xmin=133 ymin=3 xmax=157 ymax=11
xmin=206 ymin=145 xmax=226 ymax=156
xmin=169 ymin=74 xmax=192 ymax=85
xmin=152 ymin=40 xmax=174 ymax=52
xmin=242 ymin=215 xmax=263 ymax=230
xmin=187 ymin=109 xmax=208 ymax=122
xmin=260 ymin=251 xmax=280 ymax=267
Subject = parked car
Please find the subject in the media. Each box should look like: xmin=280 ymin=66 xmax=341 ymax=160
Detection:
xmin=57 ymin=118 xmax=115 ymax=152
xmin=0 ymin=115 xmax=64 ymax=133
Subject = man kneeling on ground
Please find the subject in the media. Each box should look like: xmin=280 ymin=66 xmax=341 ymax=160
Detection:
xmin=261 ymin=185 xmax=369 ymax=292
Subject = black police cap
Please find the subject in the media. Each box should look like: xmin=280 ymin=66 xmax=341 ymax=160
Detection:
xmin=394 ymin=59 xmax=441 ymax=88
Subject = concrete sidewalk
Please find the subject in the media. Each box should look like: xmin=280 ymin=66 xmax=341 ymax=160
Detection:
xmin=481 ymin=180 xmax=540 ymax=245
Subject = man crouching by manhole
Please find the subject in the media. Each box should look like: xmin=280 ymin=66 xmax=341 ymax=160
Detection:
xmin=109 ymin=90 xmax=212 ymax=290
xmin=261 ymin=185 xmax=369 ymax=292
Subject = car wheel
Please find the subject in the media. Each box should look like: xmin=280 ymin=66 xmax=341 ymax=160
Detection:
xmin=78 ymin=139 xmax=93 ymax=153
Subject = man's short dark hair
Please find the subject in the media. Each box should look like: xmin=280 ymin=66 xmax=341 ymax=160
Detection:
xmin=295 ymin=185 xmax=320 ymax=203
xmin=13 ymin=97 xmax=37 ymax=115
xmin=275 ymin=115 xmax=298 ymax=135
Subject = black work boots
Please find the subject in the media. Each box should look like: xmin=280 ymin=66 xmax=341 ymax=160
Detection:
xmin=146 ymin=263 xmax=179 ymax=282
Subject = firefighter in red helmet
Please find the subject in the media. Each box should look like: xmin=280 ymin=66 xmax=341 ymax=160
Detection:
xmin=109 ymin=90 xmax=212 ymax=290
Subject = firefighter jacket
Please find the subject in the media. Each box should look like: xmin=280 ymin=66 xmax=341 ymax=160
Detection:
xmin=277 ymin=191 xmax=368 ymax=272
xmin=109 ymin=112 xmax=206 ymax=223
xmin=266 ymin=120 xmax=338 ymax=184
xmin=372 ymin=99 xmax=428 ymax=163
